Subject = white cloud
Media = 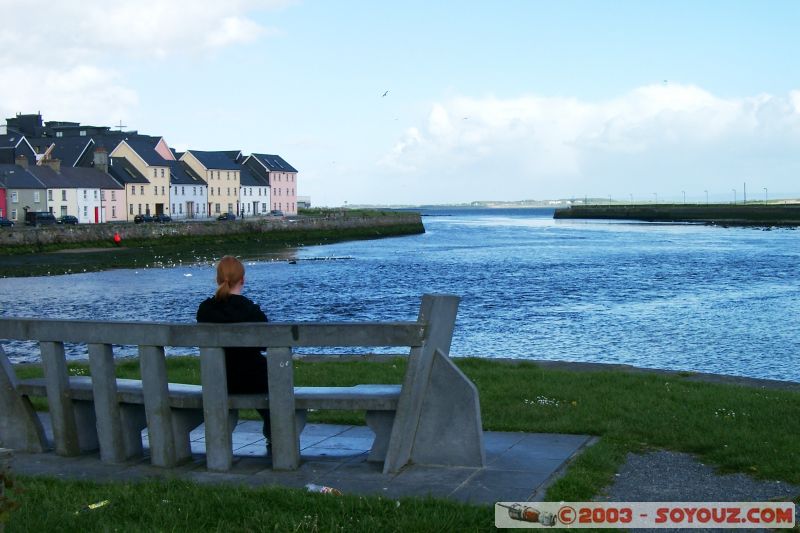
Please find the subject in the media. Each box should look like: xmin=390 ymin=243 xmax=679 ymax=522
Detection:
xmin=378 ymin=83 xmax=800 ymax=202
xmin=0 ymin=0 xmax=288 ymax=124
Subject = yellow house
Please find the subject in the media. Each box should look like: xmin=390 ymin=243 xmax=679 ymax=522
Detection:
xmin=181 ymin=150 xmax=240 ymax=216
xmin=109 ymin=139 xmax=172 ymax=220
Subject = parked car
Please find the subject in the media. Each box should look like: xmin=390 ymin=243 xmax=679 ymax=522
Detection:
xmin=217 ymin=213 xmax=237 ymax=221
xmin=57 ymin=215 xmax=79 ymax=225
xmin=133 ymin=214 xmax=154 ymax=224
xmin=268 ymin=210 xmax=285 ymax=217
xmin=24 ymin=211 xmax=57 ymax=226
xmin=0 ymin=217 xmax=14 ymax=227
xmin=153 ymin=214 xmax=172 ymax=223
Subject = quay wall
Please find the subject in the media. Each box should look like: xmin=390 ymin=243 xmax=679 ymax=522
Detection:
xmin=0 ymin=212 xmax=424 ymax=248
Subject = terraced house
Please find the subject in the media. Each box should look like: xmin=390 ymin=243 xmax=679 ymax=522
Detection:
xmin=242 ymin=153 xmax=298 ymax=215
xmin=110 ymin=138 xmax=173 ymax=220
xmin=181 ymin=150 xmax=240 ymax=216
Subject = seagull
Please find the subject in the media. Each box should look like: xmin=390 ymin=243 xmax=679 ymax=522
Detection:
xmin=382 ymin=90 xmax=389 ymax=97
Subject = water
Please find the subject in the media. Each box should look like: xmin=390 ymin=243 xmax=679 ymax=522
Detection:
xmin=1 ymin=208 xmax=799 ymax=382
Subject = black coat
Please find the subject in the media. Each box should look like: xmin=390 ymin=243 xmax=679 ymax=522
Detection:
xmin=196 ymin=294 xmax=269 ymax=394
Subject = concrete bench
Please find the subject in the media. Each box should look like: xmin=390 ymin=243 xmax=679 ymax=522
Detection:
xmin=0 ymin=294 xmax=485 ymax=473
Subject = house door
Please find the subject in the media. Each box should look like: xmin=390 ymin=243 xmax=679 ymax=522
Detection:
xmin=94 ymin=207 xmax=99 ymax=223
xmin=155 ymin=203 xmax=164 ymax=216
xmin=186 ymin=201 xmax=194 ymax=219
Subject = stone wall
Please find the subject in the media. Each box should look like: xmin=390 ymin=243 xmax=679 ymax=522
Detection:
xmin=0 ymin=213 xmax=424 ymax=247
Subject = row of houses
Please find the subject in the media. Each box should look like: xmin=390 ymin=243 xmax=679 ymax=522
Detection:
xmin=0 ymin=113 xmax=299 ymax=223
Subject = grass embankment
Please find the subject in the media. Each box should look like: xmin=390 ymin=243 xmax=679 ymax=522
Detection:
xmin=0 ymin=210 xmax=423 ymax=278
xmin=554 ymin=203 xmax=800 ymax=226
xmin=5 ymin=358 xmax=799 ymax=531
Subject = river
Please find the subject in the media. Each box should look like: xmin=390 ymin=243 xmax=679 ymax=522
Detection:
xmin=1 ymin=207 xmax=798 ymax=382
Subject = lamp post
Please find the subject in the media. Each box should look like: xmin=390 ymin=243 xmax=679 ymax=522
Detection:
xmin=681 ymin=190 xmax=686 ymax=204
xmin=704 ymin=190 xmax=708 ymax=205
xmin=763 ymin=187 xmax=768 ymax=206
xmin=731 ymin=188 xmax=736 ymax=205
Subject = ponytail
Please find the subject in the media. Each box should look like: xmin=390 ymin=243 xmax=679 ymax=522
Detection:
xmin=214 ymin=255 xmax=245 ymax=300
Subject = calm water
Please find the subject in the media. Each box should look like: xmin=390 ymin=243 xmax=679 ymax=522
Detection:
xmin=1 ymin=208 xmax=799 ymax=382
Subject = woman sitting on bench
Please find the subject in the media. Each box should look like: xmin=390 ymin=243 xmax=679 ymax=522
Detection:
xmin=196 ymin=255 xmax=272 ymax=453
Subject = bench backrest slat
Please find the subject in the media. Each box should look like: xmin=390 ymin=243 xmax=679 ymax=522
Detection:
xmin=0 ymin=320 xmax=425 ymax=348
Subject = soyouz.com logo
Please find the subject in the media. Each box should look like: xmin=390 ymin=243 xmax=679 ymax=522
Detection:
xmin=494 ymin=502 xmax=796 ymax=528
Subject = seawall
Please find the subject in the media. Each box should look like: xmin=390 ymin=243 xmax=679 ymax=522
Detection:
xmin=0 ymin=212 xmax=424 ymax=250
xmin=553 ymin=204 xmax=800 ymax=226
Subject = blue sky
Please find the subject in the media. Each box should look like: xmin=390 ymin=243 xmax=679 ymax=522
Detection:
xmin=2 ymin=1 xmax=799 ymax=206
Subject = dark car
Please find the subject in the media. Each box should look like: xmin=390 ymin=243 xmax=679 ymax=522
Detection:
xmin=217 ymin=213 xmax=236 ymax=221
xmin=0 ymin=217 xmax=14 ymax=227
xmin=57 ymin=215 xmax=79 ymax=225
xmin=154 ymin=214 xmax=172 ymax=223
xmin=268 ymin=210 xmax=285 ymax=217
xmin=24 ymin=211 xmax=57 ymax=226
xmin=133 ymin=214 xmax=154 ymax=224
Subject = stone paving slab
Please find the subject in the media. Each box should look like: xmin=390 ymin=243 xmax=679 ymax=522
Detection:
xmin=9 ymin=416 xmax=594 ymax=506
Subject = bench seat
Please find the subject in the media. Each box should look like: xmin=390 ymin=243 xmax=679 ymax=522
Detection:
xmin=17 ymin=378 xmax=401 ymax=411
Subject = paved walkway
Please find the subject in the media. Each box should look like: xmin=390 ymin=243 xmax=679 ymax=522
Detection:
xmin=8 ymin=416 xmax=594 ymax=505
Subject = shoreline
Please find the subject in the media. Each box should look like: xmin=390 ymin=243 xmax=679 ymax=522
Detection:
xmin=553 ymin=203 xmax=800 ymax=226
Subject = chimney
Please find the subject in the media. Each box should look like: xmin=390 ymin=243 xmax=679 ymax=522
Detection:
xmin=15 ymin=154 xmax=28 ymax=168
xmin=93 ymin=147 xmax=109 ymax=173
xmin=44 ymin=159 xmax=61 ymax=173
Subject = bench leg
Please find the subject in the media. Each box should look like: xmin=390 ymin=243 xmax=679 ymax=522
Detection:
xmin=73 ymin=400 xmax=100 ymax=452
xmin=0 ymin=346 xmax=47 ymax=452
xmin=119 ymin=405 xmax=148 ymax=459
xmin=365 ymin=410 xmax=395 ymax=463
xmin=169 ymin=408 xmax=204 ymax=463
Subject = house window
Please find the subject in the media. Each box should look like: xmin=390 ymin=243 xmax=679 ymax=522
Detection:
xmin=94 ymin=190 xmax=98 ymax=200
xmin=56 ymin=131 xmax=63 ymax=138
xmin=160 ymin=169 xmax=165 ymax=178
xmin=11 ymin=191 xmax=18 ymax=203
xmin=227 ymin=172 xmax=230 ymax=180
xmin=11 ymin=209 xmax=17 ymax=220
xmin=83 ymin=190 xmax=87 ymax=200
xmin=172 ymin=203 xmax=175 ymax=213
xmin=140 ymin=186 xmax=144 ymax=195
xmin=215 ymin=203 xmax=220 ymax=214
xmin=34 ymin=191 xmax=40 ymax=203
xmin=154 ymin=186 xmax=158 ymax=195
xmin=161 ymin=186 xmax=165 ymax=195
xmin=112 ymin=206 xmax=116 ymax=218
xmin=79 ymin=130 xmax=86 ymax=136
xmin=210 ymin=188 xmax=213 ymax=196
xmin=131 ymin=186 xmax=135 ymax=195
xmin=100 ymin=190 xmax=105 ymax=200
xmin=62 ymin=190 xmax=67 ymax=201
xmin=217 ymin=187 xmax=220 ymax=195
xmin=48 ymin=190 xmax=53 ymax=201
xmin=227 ymin=203 xmax=233 ymax=213
xmin=153 ymin=169 xmax=157 ymax=178
xmin=179 ymin=204 xmax=183 ymax=214
xmin=192 ymin=187 xmax=196 ymax=195
xmin=138 ymin=204 xmax=142 ymax=214
xmin=111 ymin=191 xmax=116 ymax=200
xmin=83 ymin=206 xmax=87 ymax=217
xmin=227 ymin=188 xmax=230 ymax=196
xmin=130 ymin=204 xmax=133 ymax=215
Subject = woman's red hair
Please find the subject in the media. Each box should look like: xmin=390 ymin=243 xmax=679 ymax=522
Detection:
xmin=215 ymin=255 xmax=245 ymax=300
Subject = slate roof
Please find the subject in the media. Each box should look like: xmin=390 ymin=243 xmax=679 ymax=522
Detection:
xmin=168 ymin=160 xmax=207 ymax=186
xmin=250 ymin=153 xmax=298 ymax=173
xmin=0 ymin=164 xmax=45 ymax=189
xmin=239 ymin=163 xmax=269 ymax=187
xmin=116 ymin=138 xmax=168 ymax=166
xmin=24 ymin=165 xmax=123 ymax=190
xmin=108 ymin=157 xmax=150 ymax=184
xmin=38 ymin=137 xmax=93 ymax=167
xmin=185 ymin=150 xmax=240 ymax=171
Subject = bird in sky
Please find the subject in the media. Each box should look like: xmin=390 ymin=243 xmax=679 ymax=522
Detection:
xmin=382 ymin=90 xmax=389 ymax=97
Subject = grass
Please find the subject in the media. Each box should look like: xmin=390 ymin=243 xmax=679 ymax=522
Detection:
xmin=6 ymin=357 xmax=800 ymax=531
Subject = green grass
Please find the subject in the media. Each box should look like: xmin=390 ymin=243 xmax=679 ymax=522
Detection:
xmin=6 ymin=357 xmax=800 ymax=531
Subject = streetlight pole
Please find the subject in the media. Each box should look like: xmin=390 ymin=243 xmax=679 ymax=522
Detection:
xmin=731 ymin=188 xmax=736 ymax=205
xmin=704 ymin=190 xmax=708 ymax=205
xmin=763 ymin=187 xmax=768 ymax=206
xmin=681 ymin=190 xmax=686 ymax=204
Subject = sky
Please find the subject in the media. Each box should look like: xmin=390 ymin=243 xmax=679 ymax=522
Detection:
xmin=1 ymin=0 xmax=800 ymax=206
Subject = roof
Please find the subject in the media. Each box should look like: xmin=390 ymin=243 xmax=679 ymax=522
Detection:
xmin=116 ymin=138 xmax=168 ymax=166
xmin=168 ymin=160 xmax=207 ymax=186
xmin=239 ymin=163 xmax=269 ymax=187
xmin=0 ymin=164 xmax=45 ymax=189
xmin=250 ymin=153 xmax=298 ymax=173
xmin=185 ymin=150 xmax=240 ymax=171
xmin=24 ymin=165 xmax=123 ymax=189
xmin=40 ymin=137 xmax=93 ymax=167
xmin=108 ymin=157 xmax=150 ymax=184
